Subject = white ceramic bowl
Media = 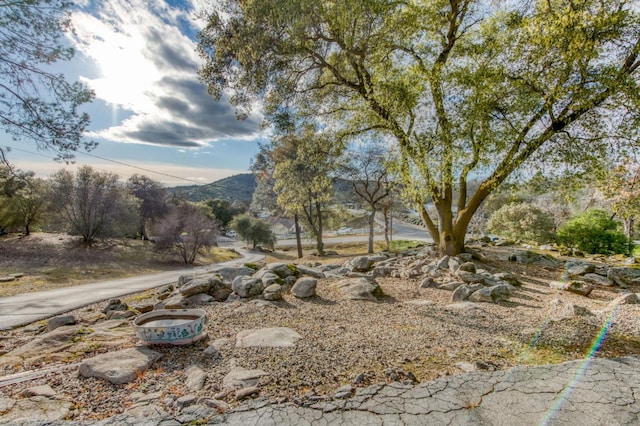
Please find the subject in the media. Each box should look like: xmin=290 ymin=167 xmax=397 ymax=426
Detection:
xmin=133 ymin=309 xmax=206 ymax=345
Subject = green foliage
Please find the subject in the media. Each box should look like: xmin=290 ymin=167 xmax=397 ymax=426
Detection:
xmin=202 ymin=198 xmax=246 ymax=228
xmin=230 ymin=214 xmax=276 ymax=250
xmin=487 ymin=203 xmax=556 ymax=244
xmin=0 ymin=0 xmax=94 ymax=159
xmin=199 ymin=0 xmax=640 ymax=255
xmin=557 ymin=209 xmax=630 ymax=255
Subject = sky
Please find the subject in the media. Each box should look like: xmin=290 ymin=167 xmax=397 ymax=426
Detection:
xmin=2 ymin=0 xmax=266 ymax=186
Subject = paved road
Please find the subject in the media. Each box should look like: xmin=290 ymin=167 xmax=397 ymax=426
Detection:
xmin=276 ymin=220 xmax=433 ymax=247
xmin=0 ymin=248 xmax=264 ymax=330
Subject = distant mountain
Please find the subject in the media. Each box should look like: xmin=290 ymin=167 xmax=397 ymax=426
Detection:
xmin=167 ymin=173 xmax=257 ymax=204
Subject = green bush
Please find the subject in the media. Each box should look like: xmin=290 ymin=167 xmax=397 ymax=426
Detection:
xmin=486 ymin=202 xmax=555 ymax=244
xmin=557 ymin=209 xmax=629 ymax=255
xmin=230 ymin=214 xmax=276 ymax=250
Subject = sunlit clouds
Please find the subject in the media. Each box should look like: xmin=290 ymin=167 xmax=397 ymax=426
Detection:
xmin=68 ymin=0 xmax=263 ymax=149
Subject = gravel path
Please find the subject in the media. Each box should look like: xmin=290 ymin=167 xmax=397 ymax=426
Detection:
xmin=1 ymin=248 xmax=639 ymax=422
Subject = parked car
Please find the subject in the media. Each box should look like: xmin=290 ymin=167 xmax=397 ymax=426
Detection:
xmin=225 ymin=230 xmax=237 ymax=238
xmin=336 ymin=227 xmax=353 ymax=235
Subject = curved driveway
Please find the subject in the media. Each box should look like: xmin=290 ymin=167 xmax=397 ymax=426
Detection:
xmin=0 ymin=248 xmax=264 ymax=330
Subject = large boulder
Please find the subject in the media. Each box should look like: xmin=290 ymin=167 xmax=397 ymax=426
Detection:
xmin=349 ymin=256 xmax=376 ymax=272
xmin=78 ymin=347 xmax=162 ymax=384
xmin=456 ymin=271 xmax=486 ymax=284
xmin=179 ymin=277 xmax=213 ymax=298
xmin=468 ymin=285 xmax=512 ymax=303
xmin=492 ymin=272 xmax=522 ymax=287
xmin=566 ymin=262 xmax=596 ymax=277
xmin=236 ymin=327 xmax=302 ymax=348
xmin=262 ymin=284 xmax=283 ymax=301
xmin=549 ymin=280 xmax=594 ymax=297
xmin=232 ymin=276 xmax=264 ymax=298
xmin=509 ymin=250 xmax=559 ymax=266
xmin=291 ymin=277 xmax=317 ymax=298
xmin=334 ymin=277 xmax=382 ymax=301
xmin=607 ymin=267 xmax=640 ymax=287
xmin=263 ymin=263 xmax=296 ymax=278
xmin=294 ymin=264 xmax=325 ymax=279
xmin=582 ymin=273 xmax=614 ymax=287
xmin=210 ymin=267 xmax=256 ymax=284
xmin=450 ymin=284 xmax=484 ymax=302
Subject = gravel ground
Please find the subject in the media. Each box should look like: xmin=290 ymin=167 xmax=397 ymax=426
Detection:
xmin=1 ymin=247 xmax=639 ymax=421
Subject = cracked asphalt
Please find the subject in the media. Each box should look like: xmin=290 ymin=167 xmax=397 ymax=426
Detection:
xmin=72 ymin=354 xmax=639 ymax=425
xmin=206 ymin=355 xmax=640 ymax=425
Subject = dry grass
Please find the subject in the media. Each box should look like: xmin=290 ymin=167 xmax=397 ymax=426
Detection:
xmin=0 ymin=233 xmax=240 ymax=297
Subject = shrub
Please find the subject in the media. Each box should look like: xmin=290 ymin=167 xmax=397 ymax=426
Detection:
xmin=486 ymin=202 xmax=555 ymax=244
xmin=230 ymin=214 xmax=276 ymax=250
xmin=557 ymin=209 xmax=629 ymax=255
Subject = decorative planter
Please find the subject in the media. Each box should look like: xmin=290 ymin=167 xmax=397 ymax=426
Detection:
xmin=133 ymin=309 xmax=206 ymax=345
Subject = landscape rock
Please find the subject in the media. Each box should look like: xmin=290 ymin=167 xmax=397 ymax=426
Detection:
xmin=131 ymin=303 xmax=154 ymax=314
xmin=436 ymin=256 xmax=450 ymax=269
xmin=103 ymin=299 xmax=128 ymax=314
xmin=509 ymin=250 xmax=558 ymax=266
xmin=549 ymin=280 xmax=595 ymax=297
xmin=419 ymin=277 xmax=438 ymax=288
xmin=236 ymin=327 xmax=302 ymax=348
xmin=566 ymin=262 xmax=596 ymax=277
xmin=223 ymin=367 xmax=269 ymax=389
xmin=0 ymin=396 xmax=71 ymax=423
xmin=468 ymin=285 xmax=512 ymax=303
xmin=46 ymin=315 xmax=76 ymax=332
xmin=162 ymin=295 xmax=187 ymax=309
xmin=582 ymin=273 xmax=614 ymax=287
xmin=607 ymin=267 xmax=640 ymax=287
xmin=457 ymin=253 xmax=473 ymax=262
xmin=450 ymin=284 xmax=484 ymax=302
xmin=294 ymin=264 xmax=325 ymax=279
xmin=185 ymin=293 xmax=213 ymax=305
xmin=210 ymin=266 xmax=256 ymax=284
xmin=264 ymin=262 xmax=296 ymax=278
xmin=608 ymin=293 xmax=639 ymax=307
xmin=334 ymin=277 xmax=382 ymax=301
xmin=349 ymin=256 xmax=376 ymax=272
xmin=457 ymin=262 xmax=477 ymax=273
xmin=561 ymin=303 xmax=594 ymax=318
xmin=492 ymin=272 xmax=522 ymax=287
xmin=448 ymin=257 xmax=463 ymax=273
xmin=78 ymin=347 xmax=163 ymax=384
xmin=232 ymin=276 xmax=264 ymax=298
xmin=235 ymin=386 xmax=260 ymax=401
xmin=185 ymin=365 xmax=207 ymax=391
xmin=456 ymin=270 xmax=486 ymax=284
xmin=257 ymin=271 xmax=281 ymax=287
xmin=372 ymin=266 xmax=394 ymax=277
xmin=438 ymin=281 xmax=464 ymax=291
xmin=291 ymin=277 xmax=317 ymax=298
xmin=262 ymin=284 xmax=283 ymax=301
xmin=179 ymin=277 xmax=213 ymax=297
xmin=106 ymin=309 xmax=136 ymax=320
xmin=22 ymin=385 xmax=57 ymax=398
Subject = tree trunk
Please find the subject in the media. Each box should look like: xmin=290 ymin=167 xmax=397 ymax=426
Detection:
xmin=625 ymin=217 xmax=634 ymax=256
xmin=367 ymin=206 xmax=376 ymax=254
xmin=315 ymin=201 xmax=324 ymax=256
xmin=383 ymin=207 xmax=390 ymax=250
xmin=294 ymin=213 xmax=303 ymax=258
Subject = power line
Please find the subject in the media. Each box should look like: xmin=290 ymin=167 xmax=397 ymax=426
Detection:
xmin=3 ymin=144 xmax=206 ymax=185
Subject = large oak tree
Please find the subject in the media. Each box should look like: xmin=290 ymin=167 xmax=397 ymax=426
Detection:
xmin=199 ymin=0 xmax=640 ymax=255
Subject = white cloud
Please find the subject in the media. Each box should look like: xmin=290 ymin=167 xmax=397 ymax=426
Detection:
xmin=68 ymin=0 xmax=262 ymax=148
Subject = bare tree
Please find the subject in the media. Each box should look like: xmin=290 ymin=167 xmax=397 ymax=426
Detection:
xmin=153 ymin=202 xmax=219 ymax=264
xmin=343 ymin=144 xmax=391 ymax=253
xmin=127 ymin=174 xmax=168 ymax=240
xmin=50 ymin=166 xmax=140 ymax=246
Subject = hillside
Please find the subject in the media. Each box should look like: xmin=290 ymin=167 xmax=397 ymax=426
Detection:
xmin=167 ymin=173 xmax=257 ymax=203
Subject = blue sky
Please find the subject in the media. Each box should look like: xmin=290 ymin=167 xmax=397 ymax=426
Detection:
xmin=2 ymin=0 xmax=266 ymax=186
